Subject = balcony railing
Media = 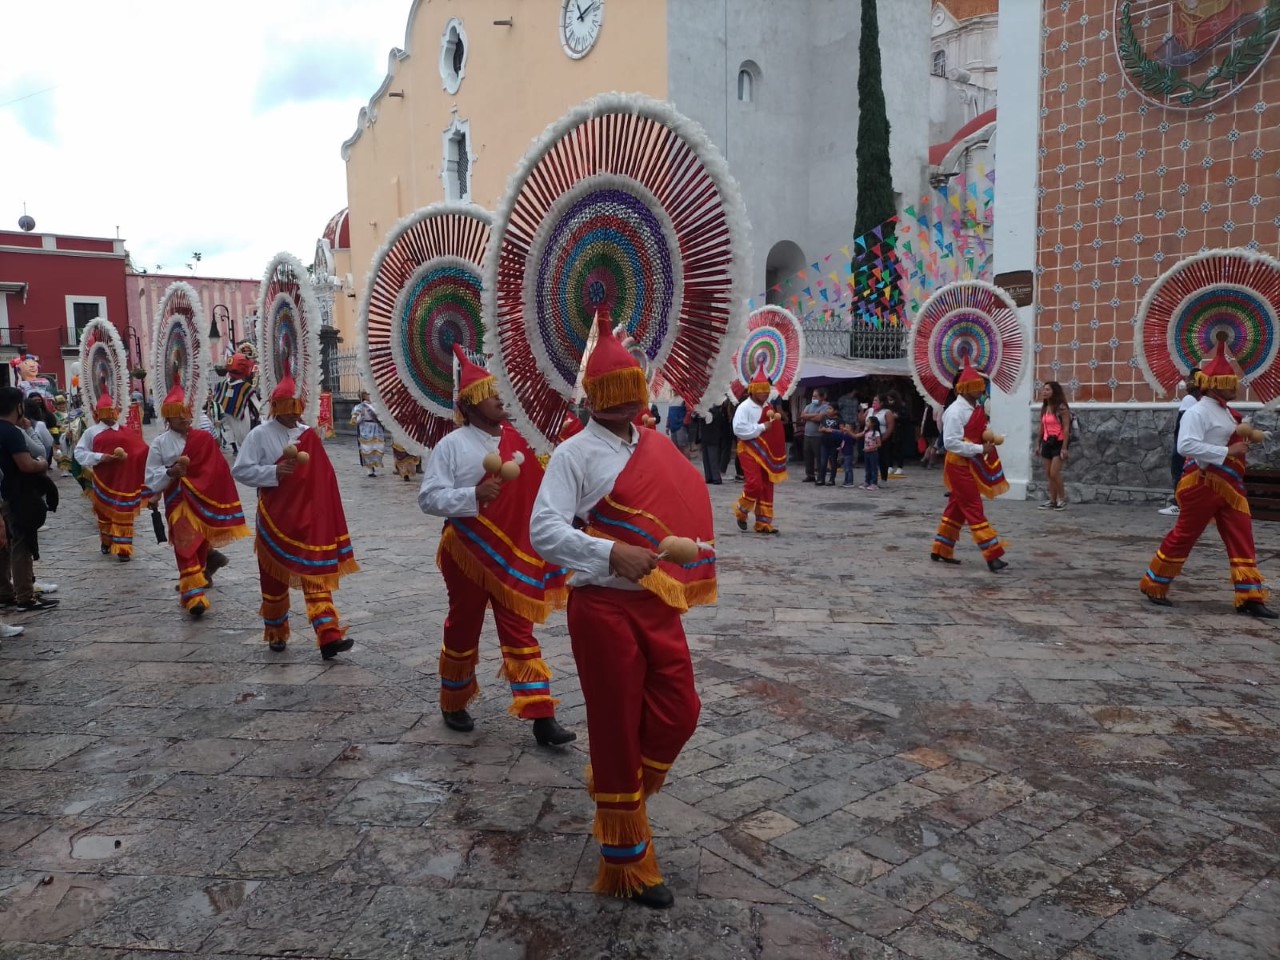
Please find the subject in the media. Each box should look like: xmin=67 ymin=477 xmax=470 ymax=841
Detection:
xmin=802 ymin=321 xmax=908 ymax=360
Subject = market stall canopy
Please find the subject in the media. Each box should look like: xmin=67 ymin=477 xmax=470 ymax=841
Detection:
xmin=797 ymin=355 xmax=912 ymax=385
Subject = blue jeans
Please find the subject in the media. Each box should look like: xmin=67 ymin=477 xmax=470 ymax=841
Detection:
xmin=821 ymin=441 xmax=839 ymax=483
xmin=864 ymin=451 xmax=879 ymax=486
xmin=842 ymin=449 xmax=854 ymax=484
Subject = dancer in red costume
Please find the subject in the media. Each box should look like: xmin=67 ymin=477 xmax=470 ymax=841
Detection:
xmin=930 ymin=357 xmax=1009 ymax=572
xmin=733 ymin=363 xmax=787 ymax=534
xmin=144 ymin=382 xmax=249 ymax=617
xmin=417 ymin=345 xmax=574 ymax=744
xmin=75 ymin=391 xmax=149 ymax=561
xmin=531 ymin=311 xmax=715 ymax=910
xmin=232 ymin=372 xmax=360 ymax=658
xmin=1140 ymin=341 xmax=1275 ymax=618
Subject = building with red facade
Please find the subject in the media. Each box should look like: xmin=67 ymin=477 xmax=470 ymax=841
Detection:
xmin=0 ymin=229 xmax=130 ymax=395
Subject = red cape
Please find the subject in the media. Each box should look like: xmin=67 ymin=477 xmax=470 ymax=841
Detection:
xmin=586 ymin=429 xmax=716 ymax=612
xmin=738 ymin=406 xmax=788 ymax=482
xmin=163 ymin=429 xmax=250 ymax=552
xmin=255 ymin=427 xmax=359 ymax=591
xmin=945 ymin=403 xmax=1009 ymax=500
xmin=440 ymin=423 xmax=568 ymax=623
xmin=87 ymin=427 xmax=150 ymax=522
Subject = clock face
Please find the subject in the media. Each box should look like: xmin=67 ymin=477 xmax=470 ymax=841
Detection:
xmin=560 ymin=0 xmax=603 ymax=60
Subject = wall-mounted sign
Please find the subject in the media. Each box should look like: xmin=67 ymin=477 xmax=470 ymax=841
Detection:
xmin=994 ymin=270 xmax=1034 ymax=308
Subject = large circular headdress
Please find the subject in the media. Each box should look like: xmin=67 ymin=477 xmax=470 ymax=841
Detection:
xmin=79 ymin=318 xmax=129 ymax=414
xmin=910 ymin=280 xmax=1025 ymax=409
xmin=1135 ymin=248 xmax=1280 ymax=403
xmin=730 ymin=306 xmax=807 ymax=400
xmin=358 ymin=203 xmax=492 ymax=454
xmin=485 ymin=92 xmax=751 ymax=451
xmin=150 ymin=281 xmax=209 ymax=413
xmin=256 ymin=252 xmax=322 ymax=424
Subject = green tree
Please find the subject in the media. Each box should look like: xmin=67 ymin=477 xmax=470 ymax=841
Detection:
xmin=854 ymin=0 xmax=894 ymax=240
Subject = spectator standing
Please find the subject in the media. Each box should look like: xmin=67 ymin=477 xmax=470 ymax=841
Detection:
xmin=839 ymin=421 xmax=857 ymax=486
xmin=0 ymin=387 xmax=58 ymax=613
xmin=920 ymin=404 xmax=941 ymax=469
xmin=860 ymin=416 xmax=883 ymax=490
xmin=799 ymin=389 xmax=826 ymax=482
xmin=865 ymin=396 xmax=894 ymax=484
xmin=1159 ymin=368 xmax=1200 ymax=517
xmin=887 ymin=392 xmax=914 ymax=477
xmin=817 ymin=400 xmax=841 ymax=486
xmin=667 ymin=399 xmax=687 ymax=452
xmin=1038 ymin=381 xmax=1072 ymax=510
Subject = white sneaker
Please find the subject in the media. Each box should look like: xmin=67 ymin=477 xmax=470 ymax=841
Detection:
xmin=1157 ymin=504 xmax=1179 ymax=517
xmin=0 ymin=623 xmax=24 ymax=638
xmin=33 ymin=582 xmax=58 ymax=594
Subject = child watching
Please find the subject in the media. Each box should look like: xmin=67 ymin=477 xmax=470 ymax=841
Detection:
xmin=859 ymin=416 xmax=883 ymax=490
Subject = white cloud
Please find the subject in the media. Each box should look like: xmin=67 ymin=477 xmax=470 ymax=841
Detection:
xmin=1 ymin=0 xmax=409 ymax=279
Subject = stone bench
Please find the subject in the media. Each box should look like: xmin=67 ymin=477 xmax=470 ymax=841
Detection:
xmin=1245 ymin=468 xmax=1280 ymax=522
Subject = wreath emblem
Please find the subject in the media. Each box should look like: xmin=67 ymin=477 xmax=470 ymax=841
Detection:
xmin=1115 ymin=0 xmax=1280 ymax=109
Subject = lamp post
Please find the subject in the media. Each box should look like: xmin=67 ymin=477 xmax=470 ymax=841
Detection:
xmin=210 ymin=304 xmax=229 ymax=363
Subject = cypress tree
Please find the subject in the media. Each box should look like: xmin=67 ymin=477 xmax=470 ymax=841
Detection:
xmin=854 ymin=0 xmax=895 ymax=240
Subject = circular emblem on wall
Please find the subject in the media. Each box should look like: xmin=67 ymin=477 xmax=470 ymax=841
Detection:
xmin=1115 ymin=0 xmax=1280 ymax=110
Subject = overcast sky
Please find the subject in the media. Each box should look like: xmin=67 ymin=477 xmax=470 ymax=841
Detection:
xmin=2 ymin=0 xmax=409 ymax=279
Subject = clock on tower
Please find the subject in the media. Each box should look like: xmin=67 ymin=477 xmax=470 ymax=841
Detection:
xmin=560 ymin=0 xmax=603 ymax=60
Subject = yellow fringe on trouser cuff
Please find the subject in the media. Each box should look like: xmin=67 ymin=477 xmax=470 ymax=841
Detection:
xmin=1231 ymin=560 xmax=1268 ymax=608
xmin=1140 ymin=549 xmax=1185 ymax=600
xmin=497 ymin=651 xmax=558 ymax=718
xmin=177 ymin=566 xmax=209 ymax=612
xmin=971 ymin=520 xmax=1004 ymax=562
xmin=932 ymin=515 xmax=962 ymax=559
xmin=304 ymin=591 xmax=345 ymax=646
xmin=641 ymin=755 xmax=672 ymax=796
xmin=591 ymin=793 xmax=662 ymax=896
xmin=440 ymin=642 xmax=480 ymax=712
xmin=260 ymin=588 xmax=290 ymax=643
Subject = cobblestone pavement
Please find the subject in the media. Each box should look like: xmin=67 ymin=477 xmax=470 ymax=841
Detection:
xmin=1 ymin=436 xmax=1278 ymax=960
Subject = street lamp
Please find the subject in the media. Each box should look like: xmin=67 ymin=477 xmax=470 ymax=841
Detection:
xmin=210 ymin=304 xmax=229 ymax=362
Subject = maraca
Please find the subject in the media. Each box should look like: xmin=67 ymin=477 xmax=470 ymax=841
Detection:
xmin=1235 ymin=422 xmax=1267 ymax=444
xmin=175 ymin=455 xmax=190 ymax=467
xmin=113 ymin=446 xmax=126 ymax=460
xmin=283 ymin=443 xmax=311 ymax=466
xmin=499 ymin=460 xmax=521 ymax=481
xmin=481 ymin=451 xmax=503 ymax=474
xmin=767 ymin=409 xmax=780 ymax=421
xmin=658 ymin=535 xmax=700 ymax=564
xmin=642 ymin=415 xmax=657 ymax=427
xmin=981 ymin=429 xmax=1005 ymax=446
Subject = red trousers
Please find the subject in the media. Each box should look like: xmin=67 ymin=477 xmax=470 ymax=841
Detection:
xmin=438 ymin=548 xmax=556 ymax=719
xmin=93 ymin=507 xmax=135 ymax=559
xmin=1141 ymin=467 xmax=1266 ymax=607
xmin=932 ymin=458 xmax=1004 ymax=562
xmin=172 ymin=532 xmax=210 ymax=614
xmin=568 ymin=586 xmax=700 ymax=896
xmin=735 ymin=456 xmax=775 ymax=531
xmin=258 ymin=560 xmax=344 ymax=647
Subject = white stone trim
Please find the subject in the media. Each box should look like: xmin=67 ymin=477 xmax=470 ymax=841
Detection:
xmin=441 ymin=115 xmax=476 ymax=202
xmin=64 ymin=295 xmax=107 ymax=348
xmin=439 ymin=17 xmax=468 ymax=95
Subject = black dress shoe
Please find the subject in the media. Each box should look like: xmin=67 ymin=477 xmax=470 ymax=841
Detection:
xmin=320 ymin=636 xmax=355 ymax=660
xmin=101 ymin=544 xmax=111 ymax=555
xmin=1237 ymin=600 xmax=1279 ymax=620
xmin=630 ymin=883 xmax=674 ymax=910
xmin=736 ymin=516 xmax=748 ymax=531
xmin=1145 ymin=594 xmax=1174 ymax=608
xmin=442 ymin=709 xmax=475 ymax=732
xmin=987 ymin=558 xmax=1008 ymax=573
xmin=532 ymin=717 xmax=576 ymax=746
xmin=931 ymin=553 xmax=961 ymax=565
xmin=268 ymin=640 xmax=287 ymax=652
xmin=117 ymin=554 xmax=131 ymax=563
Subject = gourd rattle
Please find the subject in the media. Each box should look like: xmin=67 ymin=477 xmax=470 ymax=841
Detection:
xmin=283 ymin=443 xmax=310 ymax=465
xmin=981 ymin=429 xmax=1005 ymax=446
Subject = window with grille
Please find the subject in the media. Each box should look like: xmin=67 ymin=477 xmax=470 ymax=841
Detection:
xmin=932 ymin=49 xmax=947 ymax=77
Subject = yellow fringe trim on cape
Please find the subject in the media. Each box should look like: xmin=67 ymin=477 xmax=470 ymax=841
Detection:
xmin=594 ymin=844 xmax=663 ymax=898
xmin=943 ymin=452 xmax=1009 ymax=500
xmin=584 ymin=366 xmax=648 ymax=411
xmin=1177 ymin=468 xmax=1250 ymax=515
xmin=437 ymin=526 xmax=553 ymax=624
xmin=167 ymin=501 xmax=252 ymax=550
xmin=738 ymin=443 xmax=788 ymax=483
xmin=637 ymin=566 xmax=718 ymax=614
xmin=253 ymin=538 xmax=359 ymax=594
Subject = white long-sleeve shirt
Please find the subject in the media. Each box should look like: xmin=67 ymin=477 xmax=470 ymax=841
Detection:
xmin=74 ymin=422 xmax=118 ymax=468
xmin=143 ymin=429 xmax=191 ymax=494
xmin=232 ymin=419 xmax=308 ymax=489
xmin=417 ymin=424 xmax=501 ymax=519
xmin=732 ymin=398 xmax=767 ymax=441
xmin=1177 ymin=396 xmax=1238 ymax=467
xmin=942 ymin=397 xmax=985 ymax=459
xmin=529 ymin=418 xmax=641 ymax=590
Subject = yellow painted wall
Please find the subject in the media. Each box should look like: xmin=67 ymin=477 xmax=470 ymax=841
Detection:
xmin=343 ymin=0 xmax=669 ymax=310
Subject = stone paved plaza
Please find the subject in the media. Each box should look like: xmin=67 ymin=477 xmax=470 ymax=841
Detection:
xmin=1 ymin=436 xmax=1278 ymax=960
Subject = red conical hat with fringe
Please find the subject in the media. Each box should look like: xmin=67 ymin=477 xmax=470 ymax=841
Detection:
xmin=747 ymin=359 xmax=771 ymax=396
xmin=270 ymin=370 xmax=304 ymax=417
xmin=452 ymin=343 xmax=497 ymax=407
xmin=95 ymin=389 xmax=118 ymax=421
xmin=583 ymin=309 xmax=647 ymax=412
xmin=161 ymin=381 xmax=189 ymax=420
xmin=1197 ymin=339 xmax=1239 ymax=390
xmin=955 ymin=355 xmax=985 ymax=396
